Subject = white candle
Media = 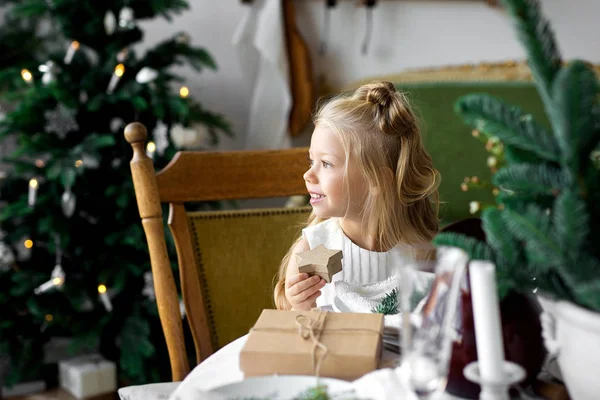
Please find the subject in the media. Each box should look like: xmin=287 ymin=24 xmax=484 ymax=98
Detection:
xmin=469 ymin=260 xmax=506 ymax=383
xmin=106 ymin=64 xmax=125 ymax=94
xmin=64 ymin=41 xmax=80 ymax=64
xmin=28 ymin=178 xmax=38 ymax=207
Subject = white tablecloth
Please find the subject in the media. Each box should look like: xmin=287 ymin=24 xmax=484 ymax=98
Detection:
xmin=167 ymin=335 xmax=469 ymax=400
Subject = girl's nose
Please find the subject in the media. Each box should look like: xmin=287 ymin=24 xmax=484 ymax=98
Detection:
xmin=303 ymin=168 xmax=315 ymax=183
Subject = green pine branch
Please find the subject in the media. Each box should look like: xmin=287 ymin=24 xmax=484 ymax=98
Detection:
xmin=553 ymin=190 xmax=589 ymax=260
xmin=573 ymin=275 xmax=600 ymax=311
xmin=117 ymin=313 xmax=156 ymax=383
xmin=501 ymin=0 xmax=561 ymax=110
xmin=552 ymin=61 xmax=600 ymax=174
xmin=501 ymin=206 xmax=562 ymax=271
xmin=493 ymin=163 xmax=567 ymax=195
xmin=455 ymin=93 xmax=560 ymax=162
xmin=433 ymin=232 xmax=496 ymax=263
xmin=481 ymin=208 xmax=521 ymax=265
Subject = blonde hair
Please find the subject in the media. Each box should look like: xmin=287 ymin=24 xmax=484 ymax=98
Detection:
xmin=273 ymin=81 xmax=440 ymax=310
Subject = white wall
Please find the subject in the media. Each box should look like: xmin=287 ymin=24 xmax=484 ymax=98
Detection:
xmin=84 ymin=1 xmax=600 ymax=149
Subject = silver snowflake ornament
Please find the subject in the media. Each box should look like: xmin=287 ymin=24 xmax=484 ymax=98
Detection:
xmin=45 ymin=104 xmax=79 ymax=139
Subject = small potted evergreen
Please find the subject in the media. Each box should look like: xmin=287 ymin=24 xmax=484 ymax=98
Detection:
xmin=434 ymin=1 xmax=600 ymax=399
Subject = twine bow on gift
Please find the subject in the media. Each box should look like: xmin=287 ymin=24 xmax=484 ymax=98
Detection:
xmin=295 ymin=313 xmax=328 ymax=377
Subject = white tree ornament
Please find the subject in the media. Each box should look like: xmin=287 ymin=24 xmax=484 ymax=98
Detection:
xmin=152 ymin=121 xmax=169 ymax=156
xmin=104 ymin=11 xmax=117 ymax=35
xmin=0 ymin=241 xmax=15 ymax=272
xmin=135 ymin=67 xmax=158 ymax=84
xmin=45 ymin=105 xmax=79 ymax=139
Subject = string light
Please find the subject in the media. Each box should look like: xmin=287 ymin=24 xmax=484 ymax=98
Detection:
xmin=179 ymin=86 xmax=189 ymax=98
xmin=75 ymin=159 xmax=83 ymax=168
xmin=146 ymin=141 xmax=156 ymax=160
xmin=35 ymin=159 xmax=45 ymax=168
xmin=24 ymin=239 xmax=33 ymax=249
xmin=64 ymin=40 xmax=80 ymax=64
xmin=45 ymin=314 xmax=53 ymax=322
xmin=107 ymin=64 xmax=125 ymax=94
xmin=28 ymin=178 xmax=39 ymax=207
xmin=98 ymin=284 xmax=112 ymax=312
xmin=34 ymin=264 xmax=65 ymax=294
xmin=21 ymin=69 xmax=33 ymax=84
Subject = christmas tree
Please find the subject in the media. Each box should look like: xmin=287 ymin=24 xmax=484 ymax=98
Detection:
xmin=434 ymin=0 xmax=600 ymax=310
xmin=0 ymin=0 xmax=230 ymax=386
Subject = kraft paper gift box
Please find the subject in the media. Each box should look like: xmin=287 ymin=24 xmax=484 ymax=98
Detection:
xmin=59 ymin=354 xmax=116 ymax=399
xmin=239 ymin=309 xmax=384 ymax=381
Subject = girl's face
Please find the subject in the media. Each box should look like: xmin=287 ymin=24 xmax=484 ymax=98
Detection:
xmin=304 ymin=125 xmax=367 ymax=219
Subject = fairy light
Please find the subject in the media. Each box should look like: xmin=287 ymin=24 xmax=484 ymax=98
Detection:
xmin=107 ymin=64 xmax=126 ymax=94
xmin=24 ymin=239 xmax=33 ymax=249
xmin=45 ymin=314 xmax=53 ymax=322
xmin=146 ymin=141 xmax=156 ymax=160
xmin=64 ymin=40 xmax=80 ymax=64
xmin=98 ymin=284 xmax=112 ymax=312
xmin=21 ymin=69 xmax=33 ymax=84
xmin=35 ymin=159 xmax=45 ymax=168
xmin=34 ymin=264 xmax=65 ymax=295
xmin=179 ymin=86 xmax=189 ymax=98
xmin=28 ymin=178 xmax=39 ymax=207
xmin=75 ymin=159 xmax=83 ymax=168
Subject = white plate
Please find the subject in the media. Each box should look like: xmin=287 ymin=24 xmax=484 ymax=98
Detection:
xmin=210 ymin=375 xmax=355 ymax=399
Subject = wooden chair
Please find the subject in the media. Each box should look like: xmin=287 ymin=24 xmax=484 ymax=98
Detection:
xmin=124 ymin=122 xmax=311 ymax=381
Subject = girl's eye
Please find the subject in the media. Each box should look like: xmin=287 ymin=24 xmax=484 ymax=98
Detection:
xmin=322 ymin=161 xmax=332 ymax=168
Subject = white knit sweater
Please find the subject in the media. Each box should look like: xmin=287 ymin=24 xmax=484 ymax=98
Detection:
xmin=302 ymin=218 xmax=429 ymax=309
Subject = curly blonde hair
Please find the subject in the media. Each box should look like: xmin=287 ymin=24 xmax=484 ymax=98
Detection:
xmin=273 ymin=81 xmax=440 ymax=310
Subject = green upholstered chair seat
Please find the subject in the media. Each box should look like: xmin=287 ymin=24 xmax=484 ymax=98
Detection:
xmin=187 ymin=206 xmax=311 ymax=349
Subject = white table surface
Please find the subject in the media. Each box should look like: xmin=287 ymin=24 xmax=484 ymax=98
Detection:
xmin=168 ymin=334 xmax=471 ymax=400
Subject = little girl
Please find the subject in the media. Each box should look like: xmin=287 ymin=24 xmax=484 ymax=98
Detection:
xmin=274 ymin=81 xmax=440 ymax=311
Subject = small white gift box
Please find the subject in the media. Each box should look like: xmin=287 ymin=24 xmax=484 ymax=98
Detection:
xmin=59 ymin=354 xmax=116 ymax=399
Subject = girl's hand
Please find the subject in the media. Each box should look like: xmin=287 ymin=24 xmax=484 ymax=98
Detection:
xmin=285 ymin=273 xmax=326 ymax=311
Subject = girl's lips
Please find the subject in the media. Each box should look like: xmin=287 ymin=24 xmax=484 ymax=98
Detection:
xmin=309 ymin=192 xmax=325 ymax=204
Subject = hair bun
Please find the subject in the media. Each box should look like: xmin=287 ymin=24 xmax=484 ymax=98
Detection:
xmin=365 ymin=81 xmax=397 ymax=107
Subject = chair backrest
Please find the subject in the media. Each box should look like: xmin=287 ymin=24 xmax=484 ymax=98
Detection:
xmin=124 ymin=122 xmax=310 ymax=381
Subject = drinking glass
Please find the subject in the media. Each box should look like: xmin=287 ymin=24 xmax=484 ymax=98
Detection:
xmin=398 ymin=246 xmax=469 ymax=399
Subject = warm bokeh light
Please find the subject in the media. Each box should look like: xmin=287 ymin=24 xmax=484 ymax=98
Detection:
xmin=179 ymin=86 xmax=189 ymax=98
xmin=21 ymin=69 xmax=33 ymax=82
xmin=98 ymin=284 xmax=107 ymax=294
xmin=29 ymin=178 xmax=39 ymax=188
xmin=146 ymin=141 xmax=156 ymax=153
xmin=114 ymin=64 xmax=125 ymax=77
xmin=24 ymin=239 xmax=33 ymax=249
xmin=75 ymin=159 xmax=83 ymax=167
